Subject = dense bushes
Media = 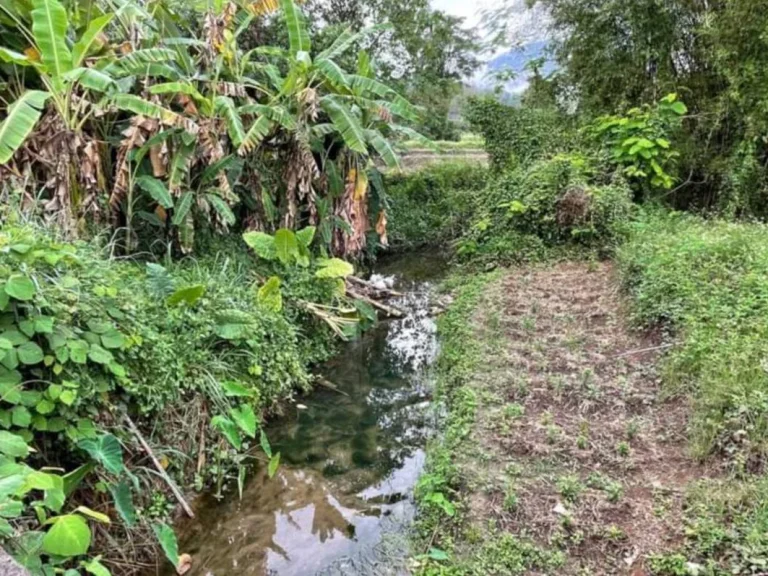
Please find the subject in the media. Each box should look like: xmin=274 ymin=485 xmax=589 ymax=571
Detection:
xmin=0 ymin=219 xmax=344 ymax=572
xmin=465 ymin=97 xmax=572 ymax=169
xmin=388 ymin=152 xmax=634 ymax=265
xmin=618 ymin=212 xmax=768 ymax=470
xmin=385 ymin=163 xmax=489 ymax=248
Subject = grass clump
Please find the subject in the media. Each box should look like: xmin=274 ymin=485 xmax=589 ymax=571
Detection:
xmin=618 ymin=211 xmax=768 ymax=469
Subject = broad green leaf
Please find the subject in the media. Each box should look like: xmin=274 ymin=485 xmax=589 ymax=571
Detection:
xmin=296 ymin=226 xmax=316 ymax=247
xmin=72 ymin=13 xmax=113 ymax=67
xmin=239 ymin=103 xmax=297 ymax=130
xmin=320 ymin=98 xmax=367 ymax=154
xmin=112 ymin=94 xmax=192 ymax=132
xmin=42 ymin=514 xmax=91 ymax=556
xmin=230 ymin=404 xmax=257 ymax=438
xmin=670 ymin=101 xmax=687 ymax=115
xmin=100 ymin=330 xmax=125 ymax=350
xmin=0 ymin=48 xmax=33 ymax=67
xmin=215 ymin=96 xmax=246 ymax=146
xmin=315 ymin=258 xmax=354 ymax=279
xmin=280 ymin=0 xmax=310 ymax=55
xmin=62 ymin=68 xmax=115 ymax=92
xmin=365 ymin=129 xmax=400 ymax=169
xmin=257 ymin=276 xmax=282 ymax=313
xmin=5 ymin=274 xmax=36 ymax=301
xmin=35 ymin=399 xmax=55 ymax=415
xmin=314 ymin=58 xmax=348 ymax=88
xmin=87 ymin=344 xmax=113 ymax=365
xmin=220 ymin=381 xmax=251 ymax=397
xmin=168 ymin=141 xmax=195 ymax=193
xmin=59 ymin=389 xmax=76 ymax=406
xmin=211 ymin=415 xmax=241 ymax=449
xmin=149 ymin=82 xmax=204 ymax=101
xmin=136 ymin=176 xmax=174 ymax=209
xmin=0 ymin=474 xmax=25 ymax=498
xmin=242 ymin=231 xmax=276 ymax=260
xmin=0 ymin=90 xmax=48 ymax=163
xmin=166 ymin=285 xmax=205 ymax=306
xmin=33 ymin=316 xmax=54 ymax=334
xmin=0 ymin=431 xmax=29 ymax=458
xmin=171 ymin=192 xmax=194 ymax=225
xmin=152 ymin=523 xmax=179 ymax=568
xmin=274 ymin=228 xmax=298 ymax=264
xmin=316 ymin=24 xmax=389 ymax=61
xmin=109 ymin=481 xmax=136 ymax=527
xmin=17 ymin=342 xmax=44 ymax=365
xmin=31 ymin=0 xmax=72 ymax=81
xmin=11 ymin=406 xmax=31 ymax=427
xmin=238 ymin=116 xmax=273 ymax=155
xmin=206 ymin=194 xmax=236 ymax=227
xmin=78 ymin=434 xmax=124 ymax=475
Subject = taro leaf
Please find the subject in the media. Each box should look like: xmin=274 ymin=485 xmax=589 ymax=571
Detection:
xmin=268 ymin=452 xmax=280 ymax=478
xmin=17 ymin=341 xmax=44 ymax=365
xmin=220 ymin=381 xmax=250 ymax=397
xmin=100 ymin=330 xmax=125 ymax=350
xmin=259 ymin=429 xmax=272 ymax=458
xmin=109 ymin=481 xmax=136 ymax=527
xmin=5 ymin=275 xmax=36 ymax=301
xmin=41 ymin=514 xmax=91 ymax=557
xmin=211 ymin=415 xmax=241 ymax=450
xmin=0 ymin=474 xmax=25 ymax=498
xmin=166 ymin=285 xmax=205 ymax=306
xmin=87 ymin=344 xmax=113 ymax=365
xmin=78 ymin=434 xmax=124 ymax=475
xmin=230 ymin=404 xmax=256 ymax=438
xmin=63 ymin=463 xmax=94 ymax=496
xmin=152 ymin=522 xmax=179 ymax=567
xmin=296 ymin=226 xmax=316 ymax=247
xmin=315 ymin=258 xmax=354 ymax=279
xmin=242 ymin=231 xmax=276 ymax=260
xmin=0 ymin=431 xmax=28 ymax=458
xmin=257 ymin=276 xmax=282 ymax=313
xmin=274 ymin=228 xmax=298 ymax=264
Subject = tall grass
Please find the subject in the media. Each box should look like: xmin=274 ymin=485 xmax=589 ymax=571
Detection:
xmin=618 ymin=211 xmax=768 ymax=470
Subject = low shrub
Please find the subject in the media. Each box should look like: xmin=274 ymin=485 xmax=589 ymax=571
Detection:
xmin=618 ymin=211 xmax=768 ymax=469
xmin=0 ymin=219 xmax=345 ymax=572
xmin=385 ymin=162 xmax=490 ymax=248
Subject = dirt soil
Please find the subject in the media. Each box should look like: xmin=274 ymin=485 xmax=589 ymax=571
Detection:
xmin=459 ymin=262 xmax=712 ymax=575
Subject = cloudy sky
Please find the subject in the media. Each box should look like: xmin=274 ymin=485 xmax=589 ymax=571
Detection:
xmin=430 ymin=0 xmax=494 ymax=27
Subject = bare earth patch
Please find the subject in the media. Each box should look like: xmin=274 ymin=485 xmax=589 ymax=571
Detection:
xmin=457 ymin=262 xmax=713 ymax=575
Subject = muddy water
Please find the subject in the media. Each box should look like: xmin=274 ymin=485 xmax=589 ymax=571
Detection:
xmin=173 ymin=252 xmax=447 ymax=576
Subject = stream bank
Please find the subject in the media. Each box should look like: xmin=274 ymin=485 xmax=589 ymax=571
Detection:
xmin=166 ymin=251 xmax=448 ymax=576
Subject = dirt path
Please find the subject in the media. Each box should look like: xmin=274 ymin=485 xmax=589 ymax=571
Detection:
xmin=456 ymin=262 xmax=710 ymax=574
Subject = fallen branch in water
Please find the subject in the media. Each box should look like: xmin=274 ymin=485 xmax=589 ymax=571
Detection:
xmin=347 ymin=275 xmax=404 ymax=298
xmin=315 ymin=377 xmax=350 ymax=397
xmin=125 ymin=415 xmax=195 ymax=518
xmin=347 ymin=287 xmax=405 ymax=317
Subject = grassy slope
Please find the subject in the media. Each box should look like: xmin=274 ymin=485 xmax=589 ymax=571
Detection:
xmin=416 ymin=212 xmax=768 ymax=575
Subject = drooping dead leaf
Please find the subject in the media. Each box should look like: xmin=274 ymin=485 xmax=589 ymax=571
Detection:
xmin=376 ymin=210 xmax=388 ymax=247
xmin=247 ymin=0 xmax=279 ymax=16
xmin=118 ymin=41 xmax=133 ymax=55
xmin=155 ymin=205 xmax=167 ymax=222
xmin=176 ymin=553 xmax=192 ymax=575
xmin=24 ymin=47 xmax=40 ymax=62
xmin=354 ymin=170 xmax=368 ymax=201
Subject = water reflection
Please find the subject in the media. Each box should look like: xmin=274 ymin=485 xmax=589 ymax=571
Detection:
xmin=171 ymin=252 xmax=446 ymax=576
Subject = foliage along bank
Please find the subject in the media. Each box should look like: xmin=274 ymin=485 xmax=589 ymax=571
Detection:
xmin=0 ymin=213 xmax=366 ymax=574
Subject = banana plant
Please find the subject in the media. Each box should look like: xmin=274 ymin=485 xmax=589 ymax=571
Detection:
xmin=0 ymin=0 xmax=117 ymax=164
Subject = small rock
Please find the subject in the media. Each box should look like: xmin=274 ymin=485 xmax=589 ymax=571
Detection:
xmin=553 ymin=502 xmax=569 ymax=516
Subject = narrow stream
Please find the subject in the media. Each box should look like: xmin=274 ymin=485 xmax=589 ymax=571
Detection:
xmin=173 ymin=252 xmax=447 ymax=576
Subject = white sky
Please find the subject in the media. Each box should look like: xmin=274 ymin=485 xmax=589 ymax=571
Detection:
xmin=430 ymin=0 xmax=494 ymax=27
